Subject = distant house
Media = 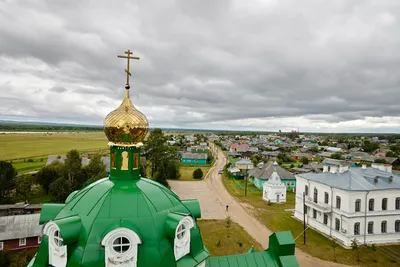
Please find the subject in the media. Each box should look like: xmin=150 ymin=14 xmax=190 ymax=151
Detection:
xmin=327 ymin=147 xmax=343 ymax=153
xmin=229 ymin=144 xmax=250 ymax=153
xmin=261 ymin=151 xmax=280 ymax=160
xmin=207 ymin=134 xmax=219 ymax=142
xmin=235 ymin=159 xmax=254 ymax=171
xmin=181 ymin=153 xmax=207 ymax=165
xmin=227 ymin=167 xmax=243 ymax=179
xmin=290 ymin=152 xmax=313 ymax=161
xmin=0 ymin=214 xmax=42 ymax=252
xmin=262 ymin=162 xmax=287 ymax=203
xmin=248 ymin=162 xmax=296 ymax=191
xmin=0 ymin=204 xmax=42 ymax=217
xmin=318 ymin=152 xmax=333 ymax=158
xmin=375 ymin=152 xmax=387 ymax=157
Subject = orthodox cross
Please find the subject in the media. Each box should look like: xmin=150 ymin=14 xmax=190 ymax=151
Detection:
xmin=117 ymin=49 xmax=140 ymax=89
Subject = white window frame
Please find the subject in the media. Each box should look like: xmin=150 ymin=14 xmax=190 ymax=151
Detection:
xmin=19 ymin=238 xmax=26 ymax=246
xmin=0 ymin=242 xmax=3 ymax=250
xmin=174 ymin=216 xmax=195 ymax=261
xmin=101 ymin=228 xmax=141 ymax=267
xmin=43 ymin=221 xmax=67 ymax=267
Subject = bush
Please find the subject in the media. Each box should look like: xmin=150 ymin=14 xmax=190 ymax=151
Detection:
xmin=27 ymin=159 xmax=34 ymax=163
xmin=193 ymin=168 xmax=204 ymax=179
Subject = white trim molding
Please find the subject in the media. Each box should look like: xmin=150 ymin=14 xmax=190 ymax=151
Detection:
xmin=43 ymin=222 xmax=67 ymax=267
xmin=174 ymin=216 xmax=195 ymax=261
xmin=101 ymin=227 xmax=141 ymax=267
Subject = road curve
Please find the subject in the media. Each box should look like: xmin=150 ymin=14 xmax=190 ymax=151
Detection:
xmin=204 ymin=143 xmax=351 ymax=267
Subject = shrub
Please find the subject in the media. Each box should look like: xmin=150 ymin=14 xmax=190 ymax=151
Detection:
xmin=193 ymin=168 xmax=204 ymax=179
xmin=27 ymin=159 xmax=34 ymax=163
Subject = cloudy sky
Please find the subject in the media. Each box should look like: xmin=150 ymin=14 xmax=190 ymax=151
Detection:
xmin=1 ymin=0 xmax=400 ymax=133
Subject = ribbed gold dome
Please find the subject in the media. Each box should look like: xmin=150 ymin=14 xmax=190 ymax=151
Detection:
xmin=104 ymin=89 xmax=148 ymax=146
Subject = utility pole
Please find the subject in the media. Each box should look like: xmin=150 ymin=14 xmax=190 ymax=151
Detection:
xmin=303 ymin=192 xmax=306 ymax=244
xmin=244 ymin=171 xmax=248 ymax=196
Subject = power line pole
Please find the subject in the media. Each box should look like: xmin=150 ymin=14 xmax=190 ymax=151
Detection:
xmin=303 ymin=192 xmax=306 ymax=244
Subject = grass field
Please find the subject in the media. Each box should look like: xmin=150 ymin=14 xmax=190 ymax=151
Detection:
xmin=1 ymin=132 xmax=108 ymax=161
xmin=12 ymin=158 xmax=47 ymax=174
xmin=176 ymin=165 xmax=212 ymax=181
xmin=221 ymin=173 xmax=400 ymax=266
xmin=198 ymin=220 xmax=264 ymax=256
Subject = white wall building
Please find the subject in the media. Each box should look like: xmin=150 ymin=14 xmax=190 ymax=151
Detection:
xmin=294 ymin=164 xmax=400 ymax=247
xmin=262 ymin=162 xmax=287 ymax=203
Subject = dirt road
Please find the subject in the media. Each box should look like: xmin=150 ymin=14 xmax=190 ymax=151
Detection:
xmin=204 ymin=143 xmax=350 ymax=267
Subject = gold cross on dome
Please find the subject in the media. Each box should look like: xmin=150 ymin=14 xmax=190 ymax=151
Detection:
xmin=117 ymin=49 xmax=140 ymax=88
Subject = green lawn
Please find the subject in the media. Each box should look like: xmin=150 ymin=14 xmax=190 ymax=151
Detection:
xmin=221 ymin=173 xmax=400 ymax=266
xmin=175 ymin=165 xmax=212 ymax=181
xmin=12 ymin=159 xmax=46 ymax=174
xmin=198 ymin=220 xmax=264 ymax=256
xmin=0 ymin=132 xmax=107 ymax=161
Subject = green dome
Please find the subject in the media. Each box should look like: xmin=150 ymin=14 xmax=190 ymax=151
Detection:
xmin=29 ymin=177 xmax=209 ymax=267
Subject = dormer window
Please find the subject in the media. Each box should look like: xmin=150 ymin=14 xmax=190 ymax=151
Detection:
xmin=44 ymin=222 xmax=67 ymax=267
xmin=174 ymin=216 xmax=195 ymax=261
xmin=101 ymin=228 xmax=141 ymax=267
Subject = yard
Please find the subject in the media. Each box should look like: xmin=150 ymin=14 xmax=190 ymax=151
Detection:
xmin=176 ymin=165 xmax=212 ymax=181
xmin=221 ymin=173 xmax=400 ymax=266
xmin=0 ymin=132 xmax=108 ymax=161
xmin=198 ymin=219 xmax=264 ymax=256
xmin=12 ymin=159 xmax=46 ymax=174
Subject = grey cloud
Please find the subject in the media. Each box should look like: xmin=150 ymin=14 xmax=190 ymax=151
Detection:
xmin=0 ymin=0 xmax=400 ymax=132
xmin=49 ymin=86 xmax=67 ymax=93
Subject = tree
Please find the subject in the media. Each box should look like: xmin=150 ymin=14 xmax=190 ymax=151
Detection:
xmin=0 ymin=161 xmax=17 ymax=199
xmin=362 ymin=141 xmax=379 ymax=153
xmin=301 ymin=157 xmax=309 ymax=164
xmin=331 ymin=238 xmax=338 ymax=262
xmin=374 ymin=158 xmax=387 ymax=164
xmin=193 ymin=168 xmax=204 ymax=179
xmin=330 ymin=153 xmax=342 ymax=160
xmin=225 ymin=216 xmax=232 ymax=238
xmin=351 ymin=238 xmax=360 ymax=261
xmin=16 ymin=175 xmax=34 ymax=203
xmin=309 ymin=146 xmax=319 ymax=153
xmin=144 ymin=129 xmax=180 ymax=186
xmin=84 ymin=154 xmax=107 ymax=180
xmin=0 ymin=250 xmax=11 ymax=267
xmin=386 ymin=151 xmax=396 ymax=157
xmin=49 ymin=177 xmax=73 ymax=203
xmin=36 ymin=162 xmax=63 ymax=194
xmin=64 ymin=149 xmax=83 ymax=187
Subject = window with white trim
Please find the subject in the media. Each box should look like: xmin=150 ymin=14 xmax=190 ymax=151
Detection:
xmin=174 ymin=216 xmax=195 ymax=261
xmin=19 ymin=238 xmax=26 ymax=246
xmin=43 ymin=222 xmax=67 ymax=267
xmin=101 ymin=228 xmax=141 ymax=267
xmin=0 ymin=242 xmax=3 ymax=250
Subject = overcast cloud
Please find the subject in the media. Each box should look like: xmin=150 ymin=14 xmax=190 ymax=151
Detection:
xmin=1 ymin=0 xmax=400 ymax=132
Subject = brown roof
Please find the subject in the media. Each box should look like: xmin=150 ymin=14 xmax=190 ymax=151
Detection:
xmin=248 ymin=162 xmax=295 ymax=180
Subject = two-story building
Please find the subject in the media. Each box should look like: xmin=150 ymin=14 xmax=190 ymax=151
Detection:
xmin=294 ymin=164 xmax=400 ymax=247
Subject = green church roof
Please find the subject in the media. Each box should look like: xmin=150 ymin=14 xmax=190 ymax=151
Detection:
xmin=29 ymin=177 xmax=209 ymax=267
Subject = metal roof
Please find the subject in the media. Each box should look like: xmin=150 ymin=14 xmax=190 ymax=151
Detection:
xmin=297 ymin=167 xmax=400 ymax=191
xmin=248 ymin=162 xmax=295 ymax=180
xmin=181 ymin=152 xmax=208 ymax=160
xmin=0 ymin=214 xmax=41 ymax=241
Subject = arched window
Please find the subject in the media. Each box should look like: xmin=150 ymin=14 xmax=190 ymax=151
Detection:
xmin=324 ymin=192 xmax=329 ymax=204
xmin=313 ymin=188 xmax=318 ymax=203
xmin=305 ymin=185 xmax=308 ymax=196
xmin=43 ymin=222 xmax=67 ymax=267
xmin=355 ymin=199 xmax=361 ymax=212
xmin=354 ymin=222 xmax=360 ymax=235
xmin=174 ymin=216 xmax=195 ymax=261
xmin=368 ymin=221 xmax=374 ymax=234
xmin=335 ymin=218 xmax=340 ymax=231
xmin=396 ymin=198 xmax=400 ymax=210
xmin=395 ymin=220 xmax=400 ymax=232
xmin=111 ymin=151 xmax=116 ymax=169
xmin=369 ymin=199 xmax=374 ymax=211
xmin=121 ymin=151 xmax=129 ymax=170
xmin=382 ymin=198 xmax=387 ymax=211
xmin=101 ymin=228 xmax=141 ymax=267
xmin=133 ymin=153 xmax=139 ymax=170
xmin=336 ymin=196 xmax=341 ymax=209
xmin=381 ymin=221 xmax=387 ymax=233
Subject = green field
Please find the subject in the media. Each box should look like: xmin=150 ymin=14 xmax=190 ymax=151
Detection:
xmin=12 ymin=159 xmax=46 ymax=174
xmin=198 ymin=220 xmax=264 ymax=256
xmin=1 ymin=132 xmax=108 ymax=161
xmin=176 ymin=165 xmax=212 ymax=181
xmin=221 ymin=173 xmax=400 ymax=266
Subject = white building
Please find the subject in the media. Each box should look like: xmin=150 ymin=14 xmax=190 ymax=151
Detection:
xmin=294 ymin=164 xmax=400 ymax=247
xmin=262 ymin=162 xmax=287 ymax=203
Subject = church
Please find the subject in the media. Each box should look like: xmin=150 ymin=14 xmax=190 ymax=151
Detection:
xmin=27 ymin=50 xmax=298 ymax=267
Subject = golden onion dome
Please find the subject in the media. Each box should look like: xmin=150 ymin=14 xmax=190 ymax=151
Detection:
xmin=104 ymin=88 xmax=148 ymax=146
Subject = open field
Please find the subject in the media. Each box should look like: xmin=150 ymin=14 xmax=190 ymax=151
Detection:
xmin=1 ymin=132 xmax=107 ymax=161
xmin=177 ymin=165 xmax=212 ymax=181
xmin=198 ymin=220 xmax=264 ymax=256
xmin=12 ymin=159 xmax=46 ymax=174
xmin=221 ymin=173 xmax=400 ymax=266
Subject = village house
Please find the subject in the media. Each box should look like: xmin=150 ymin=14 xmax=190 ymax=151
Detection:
xmin=181 ymin=152 xmax=207 ymax=165
xmin=229 ymin=143 xmax=250 ymax=153
xmin=262 ymin=162 xmax=287 ymax=203
xmin=294 ymin=164 xmax=400 ymax=247
xmin=249 ymin=162 xmax=297 ymax=191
